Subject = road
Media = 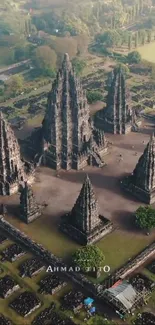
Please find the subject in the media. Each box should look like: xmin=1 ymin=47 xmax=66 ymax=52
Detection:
xmin=0 ymin=59 xmax=31 ymax=75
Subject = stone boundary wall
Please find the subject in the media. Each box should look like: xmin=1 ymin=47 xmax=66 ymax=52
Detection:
xmin=0 ymin=217 xmax=97 ymax=295
xmin=116 ymin=242 xmax=155 ymax=279
xmin=99 ymin=241 xmax=155 ymax=294
xmin=1 ymin=216 xmax=155 ymax=300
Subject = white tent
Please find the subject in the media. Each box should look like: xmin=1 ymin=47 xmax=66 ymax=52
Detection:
xmin=103 ymin=280 xmax=137 ymax=313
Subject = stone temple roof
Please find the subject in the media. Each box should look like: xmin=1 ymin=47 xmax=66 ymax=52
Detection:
xmin=0 ymin=112 xmax=24 ymax=182
xmin=132 ymin=133 xmax=155 ymax=191
xmin=70 ymin=174 xmax=100 ymax=233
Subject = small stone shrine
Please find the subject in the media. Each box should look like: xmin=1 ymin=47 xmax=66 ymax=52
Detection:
xmin=121 ymin=133 xmax=155 ymax=203
xmin=60 ymin=174 xmax=112 ymax=245
xmin=94 ymin=66 xmax=141 ymax=134
xmin=19 ymin=182 xmax=41 ymax=223
xmin=0 ymin=112 xmax=34 ymax=195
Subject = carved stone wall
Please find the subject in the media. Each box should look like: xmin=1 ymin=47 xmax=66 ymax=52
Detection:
xmin=0 ymin=113 xmax=34 ymax=195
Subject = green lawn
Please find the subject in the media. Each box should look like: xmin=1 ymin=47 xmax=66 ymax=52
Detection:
xmin=137 ymin=42 xmax=155 ymax=63
xmin=0 ymin=245 xmax=84 ymax=324
xmin=5 ymin=212 xmax=155 ymax=283
xmin=95 ymin=230 xmax=155 ymax=282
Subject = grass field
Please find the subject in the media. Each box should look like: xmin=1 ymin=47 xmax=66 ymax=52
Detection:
xmin=137 ymin=42 xmax=155 ymax=63
xmin=0 ymin=238 xmax=84 ymax=325
xmin=5 ymin=210 xmax=155 ymax=283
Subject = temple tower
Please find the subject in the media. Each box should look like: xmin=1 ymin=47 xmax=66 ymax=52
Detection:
xmin=39 ymin=53 xmax=107 ymax=170
xmin=121 ymin=133 xmax=155 ymax=203
xmin=19 ymin=182 xmax=41 ymax=223
xmin=95 ymin=66 xmax=134 ymax=134
xmin=60 ymin=175 xmax=112 ymax=245
xmin=0 ymin=113 xmax=34 ymax=195
xmin=70 ymin=174 xmax=100 ymax=232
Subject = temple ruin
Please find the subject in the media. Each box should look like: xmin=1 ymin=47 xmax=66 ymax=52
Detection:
xmin=19 ymin=182 xmax=41 ymax=223
xmin=94 ymin=66 xmax=141 ymax=134
xmin=27 ymin=53 xmax=108 ymax=170
xmin=60 ymin=175 xmax=113 ymax=245
xmin=0 ymin=113 xmax=34 ymax=195
xmin=121 ymin=133 xmax=155 ymax=204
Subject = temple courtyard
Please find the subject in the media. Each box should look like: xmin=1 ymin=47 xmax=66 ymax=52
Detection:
xmin=1 ymin=119 xmax=155 ymax=279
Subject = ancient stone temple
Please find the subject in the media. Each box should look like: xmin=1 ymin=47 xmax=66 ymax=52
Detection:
xmin=94 ymin=66 xmax=141 ymax=134
xmin=19 ymin=182 xmax=41 ymax=223
xmin=121 ymin=133 xmax=155 ymax=204
xmin=27 ymin=53 xmax=108 ymax=170
xmin=0 ymin=113 xmax=34 ymax=196
xmin=60 ymin=175 xmax=112 ymax=245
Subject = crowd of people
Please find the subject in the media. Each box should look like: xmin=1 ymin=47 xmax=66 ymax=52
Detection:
xmin=39 ymin=274 xmax=66 ymax=295
xmin=9 ymin=291 xmax=41 ymax=317
xmin=19 ymin=257 xmax=45 ymax=278
xmin=0 ymin=314 xmax=13 ymax=325
xmin=32 ymin=303 xmax=56 ymax=325
xmin=61 ymin=290 xmax=85 ymax=313
xmin=0 ymin=275 xmax=19 ymax=298
xmin=130 ymin=273 xmax=154 ymax=293
xmin=1 ymin=243 xmax=26 ymax=262
xmin=135 ymin=312 xmax=155 ymax=325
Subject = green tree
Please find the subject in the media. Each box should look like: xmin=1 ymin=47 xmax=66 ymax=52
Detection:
xmin=135 ymin=206 xmax=155 ymax=232
xmin=6 ymin=74 xmax=24 ymax=95
xmin=135 ymin=31 xmax=139 ymax=48
xmin=14 ymin=46 xmax=29 ymax=62
xmin=147 ymin=30 xmax=152 ymax=43
xmin=87 ymin=90 xmax=103 ymax=104
xmin=72 ymin=57 xmax=86 ymax=75
xmin=75 ymin=34 xmax=89 ymax=55
xmin=138 ymin=29 xmax=146 ymax=45
xmin=88 ymin=315 xmax=118 ymax=325
xmin=127 ymin=51 xmax=142 ymax=64
xmin=128 ymin=34 xmax=132 ymax=50
xmin=72 ymin=245 xmax=105 ymax=273
xmin=32 ymin=46 xmax=57 ymax=77
xmin=95 ymin=30 xmax=121 ymax=48
xmin=115 ymin=63 xmax=130 ymax=76
xmin=49 ymin=37 xmax=77 ymax=61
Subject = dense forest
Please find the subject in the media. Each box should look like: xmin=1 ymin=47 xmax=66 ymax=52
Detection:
xmin=0 ymin=0 xmax=155 ymax=100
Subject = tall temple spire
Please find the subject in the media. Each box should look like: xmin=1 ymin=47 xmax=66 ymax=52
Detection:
xmin=60 ymin=174 xmax=113 ymax=245
xmin=70 ymin=174 xmax=100 ymax=233
xmin=121 ymin=133 xmax=155 ymax=203
xmin=39 ymin=53 xmax=108 ymax=170
xmin=0 ymin=113 xmax=34 ymax=195
xmin=94 ymin=66 xmax=141 ymax=134
xmin=19 ymin=182 xmax=41 ymax=223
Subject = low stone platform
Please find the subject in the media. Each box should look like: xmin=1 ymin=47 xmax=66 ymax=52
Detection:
xmin=0 ymin=314 xmax=13 ymax=325
xmin=38 ymin=274 xmax=67 ymax=295
xmin=0 ymin=275 xmax=20 ymax=299
xmin=19 ymin=257 xmax=45 ymax=278
xmin=60 ymin=214 xmax=113 ymax=245
xmin=1 ymin=243 xmax=26 ymax=262
xmin=9 ymin=291 xmax=41 ymax=317
xmin=120 ymin=175 xmax=155 ymax=204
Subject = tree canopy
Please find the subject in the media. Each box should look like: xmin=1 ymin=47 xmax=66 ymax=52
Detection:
xmin=115 ymin=63 xmax=130 ymax=75
xmin=127 ymin=51 xmax=142 ymax=64
xmin=135 ymin=206 xmax=155 ymax=232
xmin=86 ymin=90 xmax=103 ymax=104
xmin=49 ymin=37 xmax=77 ymax=61
xmin=95 ymin=30 xmax=122 ymax=48
xmin=72 ymin=57 xmax=86 ymax=76
xmin=5 ymin=74 xmax=24 ymax=96
xmin=32 ymin=46 xmax=57 ymax=77
xmin=72 ymin=245 xmax=105 ymax=272
xmin=88 ymin=315 xmax=118 ymax=325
